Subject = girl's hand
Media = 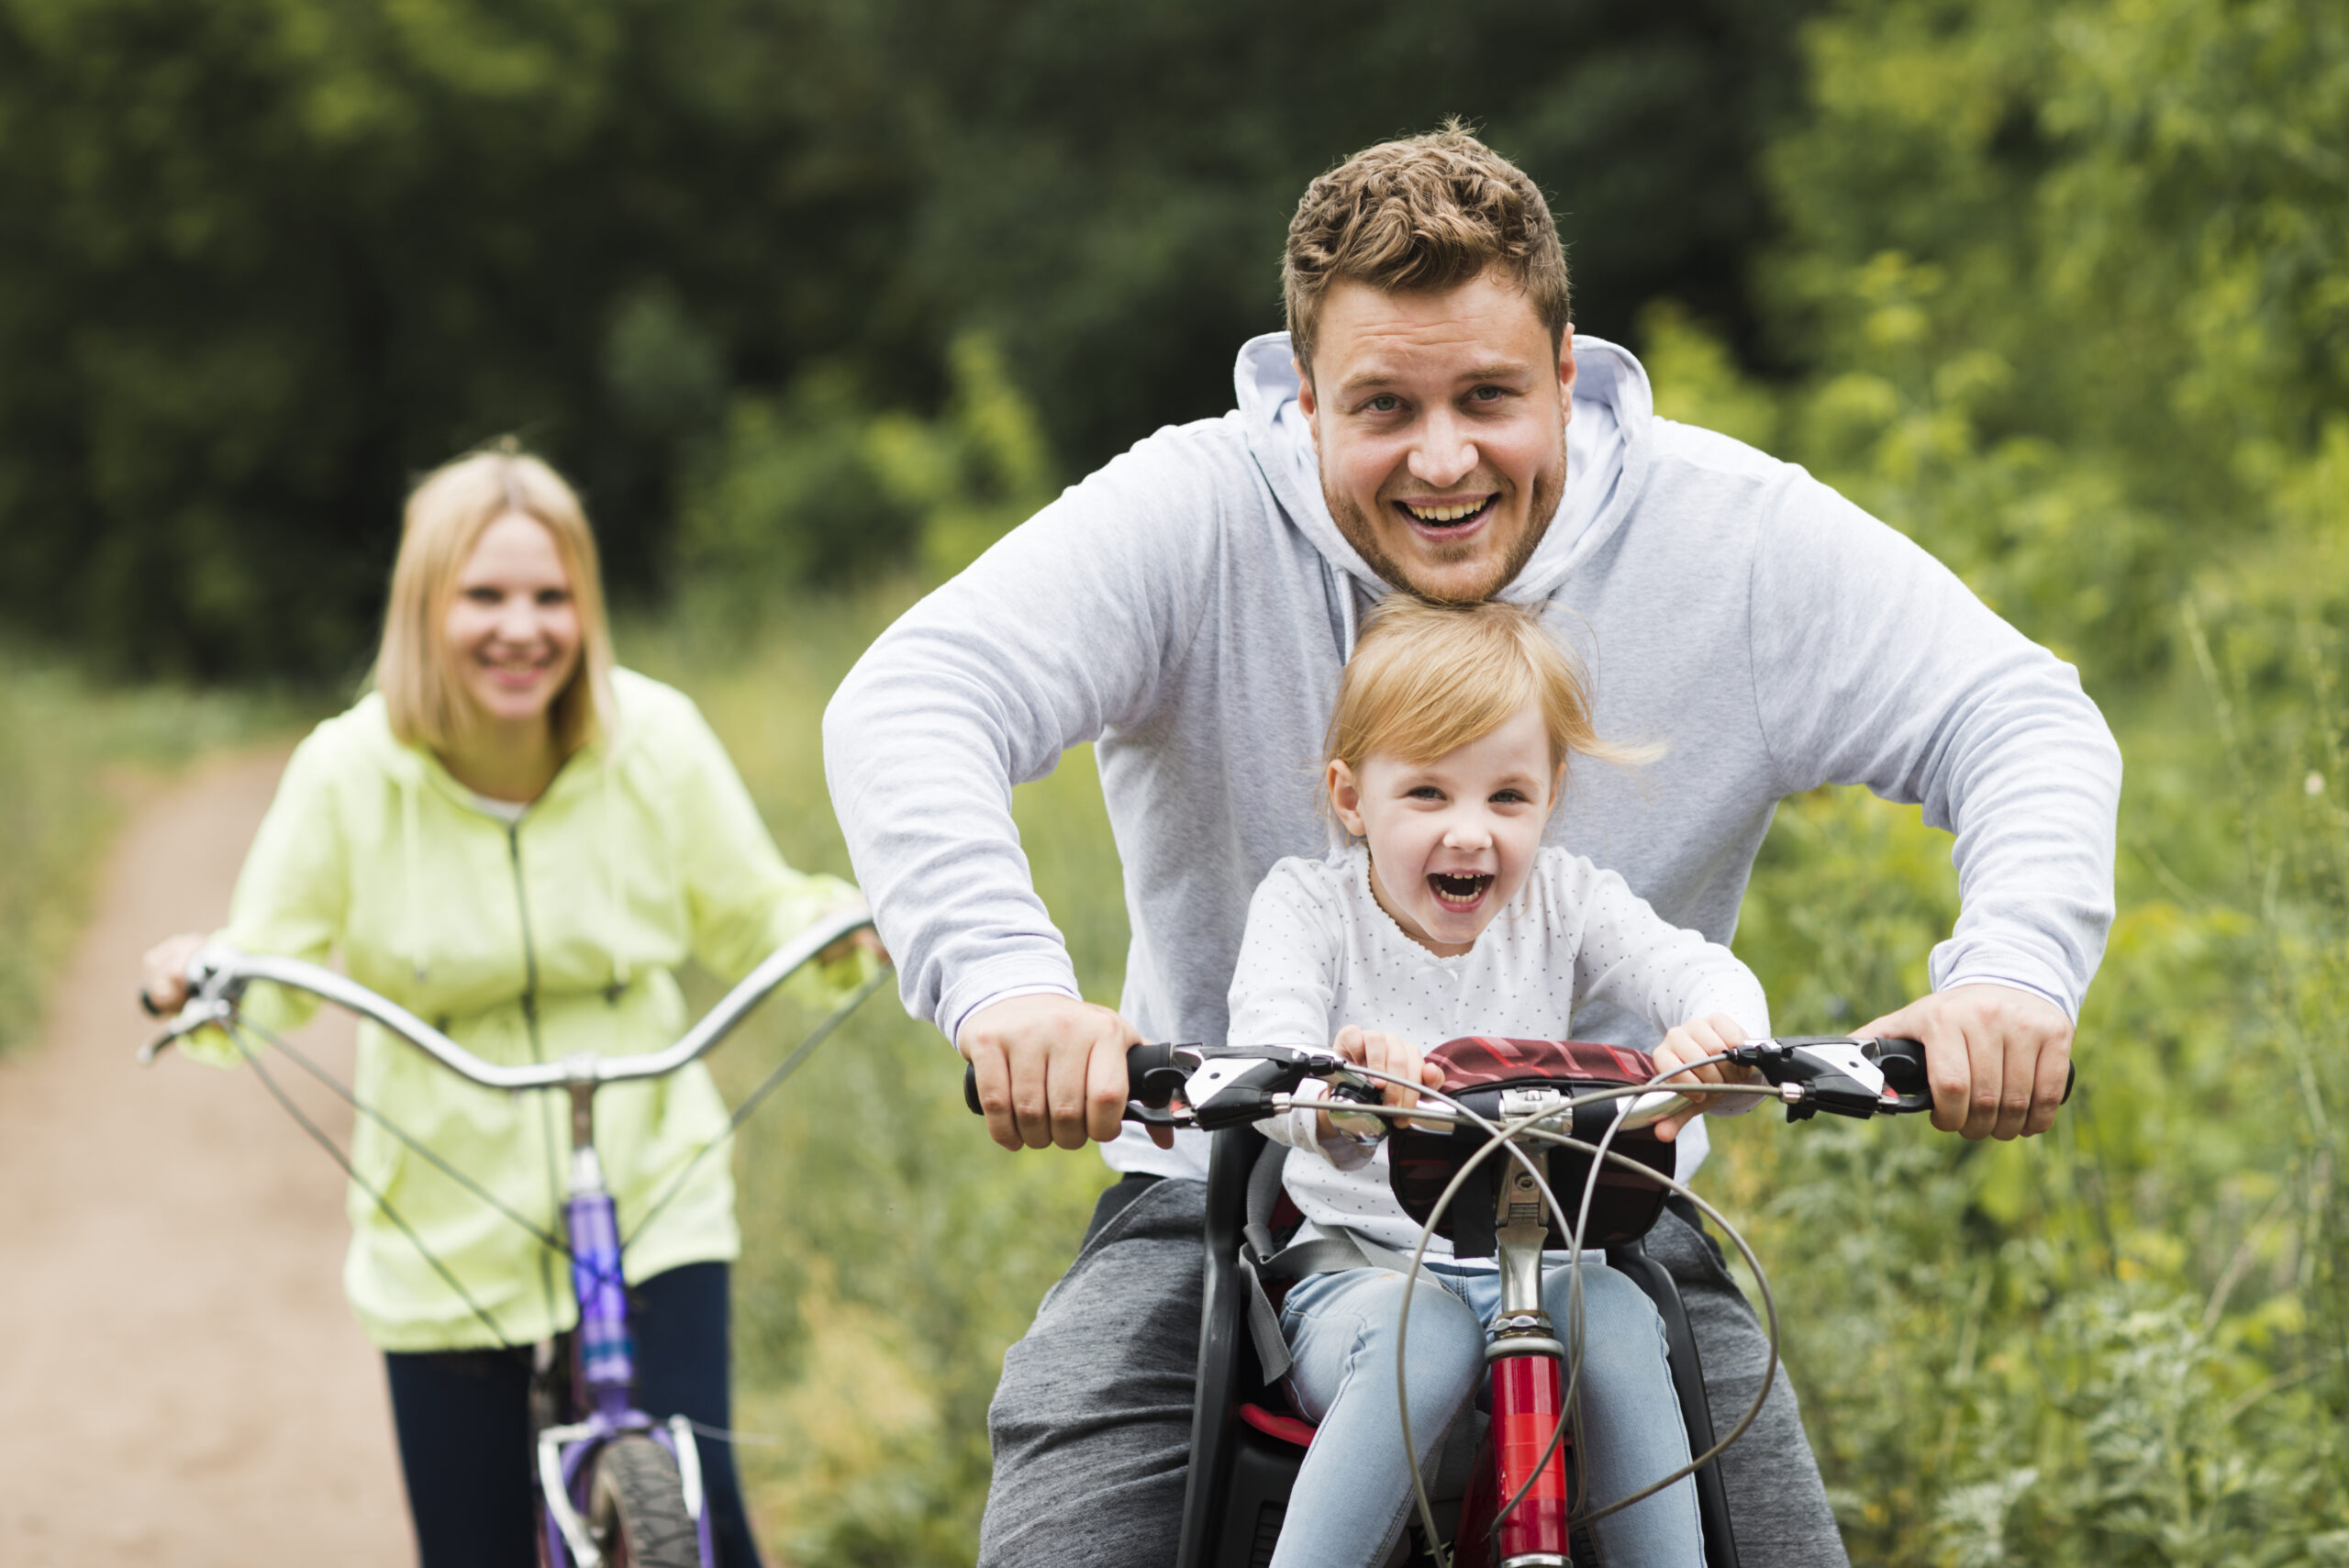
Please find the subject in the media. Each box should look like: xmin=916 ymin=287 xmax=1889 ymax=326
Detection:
xmin=1649 ymin=1014 xmax=1758 ymax=1142
xmin=139 ymin=933 xmax=208 ymax=1017
xmin=1320 ymin=1024 xmax=1446 ymax=1140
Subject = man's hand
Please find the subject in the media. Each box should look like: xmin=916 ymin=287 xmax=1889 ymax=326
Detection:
xmin=1649 ymin=1013 xmax=1755 ymax=1143
xmin=959 ymin=993 xmax=1163 ymax=1152
xmin=1858 ymin=984 xmax=2073 ymax=1140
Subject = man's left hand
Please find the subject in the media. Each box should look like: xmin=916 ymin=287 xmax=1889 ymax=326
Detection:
xmin=1857 ymin=984 xmax=2073 ymax=1140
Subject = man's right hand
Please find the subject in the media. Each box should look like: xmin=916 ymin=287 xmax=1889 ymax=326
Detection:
xmin=959 ymin=993 xmax=1168 ymax=1152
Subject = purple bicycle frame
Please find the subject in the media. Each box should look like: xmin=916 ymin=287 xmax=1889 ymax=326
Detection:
xmin=537 ymin=1087 xmax=718 ymax=1568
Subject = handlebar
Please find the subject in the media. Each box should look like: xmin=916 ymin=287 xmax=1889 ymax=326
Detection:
xmin=959 ymin=1033 xmax=2077 ymax=1134
xmin=141 ymin=905 xmax=881 ymax=1091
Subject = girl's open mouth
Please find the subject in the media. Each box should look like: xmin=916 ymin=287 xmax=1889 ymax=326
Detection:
xmin=1427 ymin=872 xmax=1494 ymax=911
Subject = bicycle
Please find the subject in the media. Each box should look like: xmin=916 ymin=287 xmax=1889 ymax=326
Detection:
xmin=968 ymin=1031 xmax=2074 ymax=1568
xmin=140 ymin=905 xmax=886 ymax=1568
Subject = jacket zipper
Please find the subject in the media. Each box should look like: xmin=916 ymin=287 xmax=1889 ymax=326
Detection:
xmin=507 ymin=822 xmax=563 ymax=1336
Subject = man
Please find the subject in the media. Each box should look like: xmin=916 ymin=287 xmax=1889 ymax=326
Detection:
xmin=825 ymin=127 xmax=2119 ymax=1566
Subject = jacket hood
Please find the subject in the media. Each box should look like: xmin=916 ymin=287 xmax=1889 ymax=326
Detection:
xmin=1233 ymin=330 xmax=1655 ymax=608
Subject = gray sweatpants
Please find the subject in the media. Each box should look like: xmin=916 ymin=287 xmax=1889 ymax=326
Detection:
xmin=977 ymin=1176 xmax=1847 ymax=1568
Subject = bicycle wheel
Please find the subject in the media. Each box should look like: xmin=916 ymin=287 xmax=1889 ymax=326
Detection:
xmin=587 ymin=1433 xmax=701 ymax=1568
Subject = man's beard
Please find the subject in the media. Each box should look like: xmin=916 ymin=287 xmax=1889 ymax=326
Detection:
xmin=1322 ymin=449 xmax=1567 ymax=606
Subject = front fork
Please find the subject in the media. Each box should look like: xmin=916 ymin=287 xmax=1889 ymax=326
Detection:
xmin=538 ymin=1083 xmax=718 ymax=1568
xmin=1456 ymin=1150 xmax=1573 ymax=1568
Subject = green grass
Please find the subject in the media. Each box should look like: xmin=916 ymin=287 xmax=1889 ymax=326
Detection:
xmin=0 ymin=648 xmax=295 ymax=1054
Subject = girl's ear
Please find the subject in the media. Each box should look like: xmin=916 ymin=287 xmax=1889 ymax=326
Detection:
xmin=1549 ymin=759 xmax=1569 ymax=812
xmin=1328 ymin=759 xmax=1367 ymax=838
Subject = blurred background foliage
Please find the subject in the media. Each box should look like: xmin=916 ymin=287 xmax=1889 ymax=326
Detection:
xmin=6 ymin=0 xmax=2348 ymax=1562
xmin=0 ymin=0 xmax=1812 ymax=677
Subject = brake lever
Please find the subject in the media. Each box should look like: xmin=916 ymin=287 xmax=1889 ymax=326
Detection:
xmin=1731 ymin=1036 xmax=1900 ymax=1120
xmin=139 ymin=997 xmax=227 ymax=1065
xmin=1179 ymin=1046 xmax=1348 ymax=1130
xmin=138 ymin=949 xmax=241 ymax=1066
xmin=1732 ymin=1034 xmax=2077 ymax=1120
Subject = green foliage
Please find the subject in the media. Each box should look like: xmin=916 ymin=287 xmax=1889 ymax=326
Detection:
xmin=674 ymin=334 xmax=1055 ymax=617
xmin=0 ymin=651 xmax=291 ymax=1052
xmin=1651 ymin=1 xmax=2349 ymax=1558
xmin=0 ymin=0 xmax=1821 ymax=676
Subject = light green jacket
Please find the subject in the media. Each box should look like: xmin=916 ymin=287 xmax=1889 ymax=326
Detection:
xmin=195 ymin=669 xmax=869 ymax=1351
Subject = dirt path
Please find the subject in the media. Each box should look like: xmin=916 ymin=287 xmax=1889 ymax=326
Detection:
xmin=0 ymin=749 xmax=410 ymax=1565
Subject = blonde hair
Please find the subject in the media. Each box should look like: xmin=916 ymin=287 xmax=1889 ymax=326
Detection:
xmin=1325 ymin=599 xmax=1638 ymax=792
xmin=374 ymin=440 xmax=615 ymax=755
xmin=1285 ymin=120 xmax=1570 ymax=373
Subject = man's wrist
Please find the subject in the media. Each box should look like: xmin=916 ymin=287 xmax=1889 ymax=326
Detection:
xmin=1931 ymin=975 xmax=2076 ymax=1023
xmin=952 ymin=984 xmax=1084 ymax=1052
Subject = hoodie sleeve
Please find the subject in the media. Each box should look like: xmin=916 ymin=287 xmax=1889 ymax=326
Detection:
xmin=184 ymin=732 xmax=350 ymax=1065
xmin=666 ymin=697 xmax=874 ymax=1006
xmin=1747 ymin=478 xmax=2122 ymax=1018
xmin=823 ymin=429 xmax=1230 ymax=1042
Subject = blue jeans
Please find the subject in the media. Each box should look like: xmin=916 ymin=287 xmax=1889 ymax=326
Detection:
xmin=1275 ymin=1255 xmax=1704 ymax=1568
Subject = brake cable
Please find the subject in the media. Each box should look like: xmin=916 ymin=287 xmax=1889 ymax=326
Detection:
xmin=223 ymin=1017 xmax=518 ymax=1349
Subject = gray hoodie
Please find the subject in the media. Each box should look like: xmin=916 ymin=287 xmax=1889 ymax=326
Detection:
xmin=824 ymin=333 xmax=2121 ymax=1182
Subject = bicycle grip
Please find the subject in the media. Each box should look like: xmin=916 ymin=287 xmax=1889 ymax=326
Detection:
xmin=1869 ymin=1036 xmax=2077 ymax=1110
xmin=962 ymin=1043 xmax=1185 ymax=1119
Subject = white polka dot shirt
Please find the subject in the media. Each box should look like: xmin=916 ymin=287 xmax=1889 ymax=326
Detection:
xmin=1228 ymin=842 xmax=1770 ymax=1260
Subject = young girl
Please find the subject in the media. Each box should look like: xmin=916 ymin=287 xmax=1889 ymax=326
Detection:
xmin=140 ymin=443 xmax=876 ymax=1568
xmin=1230 ymin=596 xmax=1767 ymax=1568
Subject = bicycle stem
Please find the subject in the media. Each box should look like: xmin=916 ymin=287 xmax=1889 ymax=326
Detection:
xmin=1484 ymin=1146 xmax=1572 ymax=1568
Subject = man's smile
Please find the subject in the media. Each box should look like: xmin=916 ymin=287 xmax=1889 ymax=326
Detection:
xmin=1394 ymin=494 xmax=1498 ymax=538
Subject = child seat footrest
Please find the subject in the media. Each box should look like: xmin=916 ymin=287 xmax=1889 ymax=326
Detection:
xmin=1238 ymin=1403 xmax=1317 ymax=1448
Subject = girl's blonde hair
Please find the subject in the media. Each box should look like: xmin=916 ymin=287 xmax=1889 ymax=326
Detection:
xmin=374 ymin=440 xmax=615 ymax=756
xmin=1326 ymin=597 xmax=1640 ymax=785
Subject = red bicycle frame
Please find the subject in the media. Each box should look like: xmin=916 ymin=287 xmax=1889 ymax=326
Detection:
xmin=1451 ymin=1151 xmax=1575 ymax=1567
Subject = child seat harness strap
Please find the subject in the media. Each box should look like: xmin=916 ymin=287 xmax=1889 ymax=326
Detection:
xmin=1237 ymin=1140 xmax=1420 ymax=1382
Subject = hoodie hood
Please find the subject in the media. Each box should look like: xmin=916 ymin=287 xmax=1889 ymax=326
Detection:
xmin=1233 ymin=330 xmax=1654 ymax=609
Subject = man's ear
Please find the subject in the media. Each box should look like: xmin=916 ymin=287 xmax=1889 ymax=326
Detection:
xmin=1556 ymin=326 xmax=1578 ymax=407
xmin=1293 ymin=355 xmax=1319 ymax=440
xmin=1328 ymin=759 xmax=1365 ymax=837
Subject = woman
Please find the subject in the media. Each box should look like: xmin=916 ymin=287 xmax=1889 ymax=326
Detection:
xmin=142 ymin=441 xmax=874 ymax=1567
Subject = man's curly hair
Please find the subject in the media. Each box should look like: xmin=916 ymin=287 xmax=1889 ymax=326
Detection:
xmin=1283 ymin=121 xmax=1570 ymax=373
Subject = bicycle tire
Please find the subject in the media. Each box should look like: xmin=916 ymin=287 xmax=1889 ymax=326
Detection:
xmin=587 ymin=1433 xmax=700 ymax=1568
